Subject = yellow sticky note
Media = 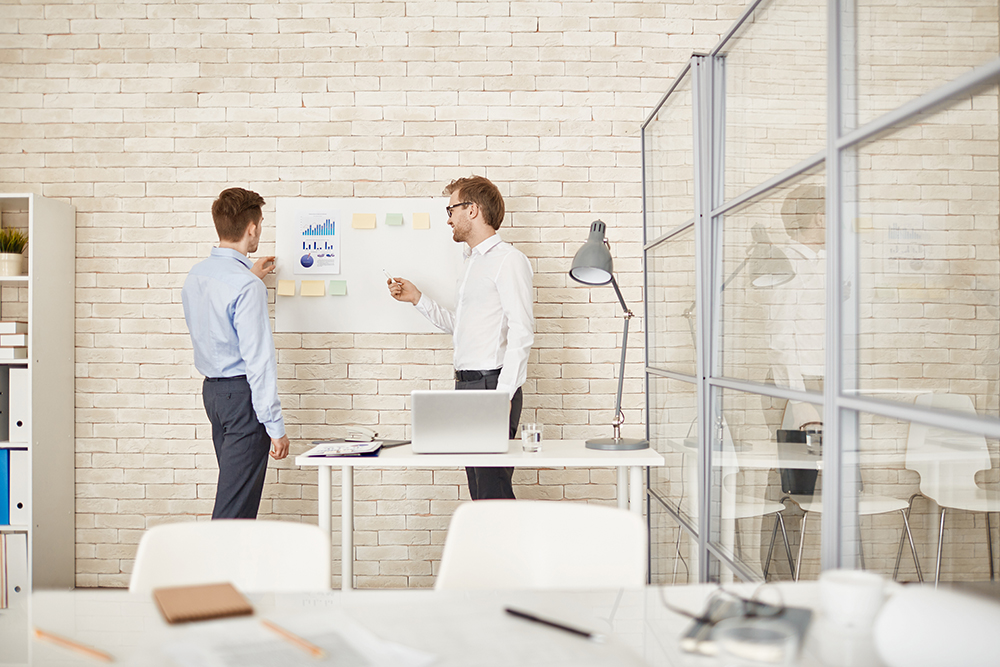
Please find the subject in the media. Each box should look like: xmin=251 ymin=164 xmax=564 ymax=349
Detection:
xmin=412 ymin=212 xmax=431 ymax=230
xmin=277 ymin=280 xmax=296 ymax=296
xmin=301 ymin=280 xmax=326 ymax=296
xmin=329 ymin=280 xmax=347 ymax=296
xmin=352 ymin=213 xmax=377 ymax=229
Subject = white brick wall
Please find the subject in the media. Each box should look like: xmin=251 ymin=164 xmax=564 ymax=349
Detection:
xmin=2 ymin=0 xmax=739 ymax=587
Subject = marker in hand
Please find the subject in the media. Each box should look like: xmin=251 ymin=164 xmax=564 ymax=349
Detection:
xmin=383 ymin=269 xmax=397 ymax=283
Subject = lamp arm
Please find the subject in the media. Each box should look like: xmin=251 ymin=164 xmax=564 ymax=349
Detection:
xmin=610 ymin=275 xmax=633 ymax=440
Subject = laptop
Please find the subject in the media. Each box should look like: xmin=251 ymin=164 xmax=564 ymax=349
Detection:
xmin=410 ymin=390 xmax=510 ymax=454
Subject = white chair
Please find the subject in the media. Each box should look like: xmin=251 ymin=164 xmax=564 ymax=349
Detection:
xmin=893 ymin=393 xmax=1000 ymax=585
xmin=435 ymin=500 xmax=646 ymax=590
xmin=130 ymin=520 xmax=331 ymax=593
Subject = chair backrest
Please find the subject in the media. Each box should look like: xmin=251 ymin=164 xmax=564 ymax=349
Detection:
xmin=130 ymin=520 xmax=331 ymax=594
xmin=435 ymin=500 xmax=646 ymax=591
xmin=905 ymin=393 xmax=991 ymax=500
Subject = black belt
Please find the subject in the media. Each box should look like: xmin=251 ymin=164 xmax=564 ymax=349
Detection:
xmin=455 ymin=368 xmax=502 ymax=382
xmin=205 ymin=375 xmax=247 ymax=382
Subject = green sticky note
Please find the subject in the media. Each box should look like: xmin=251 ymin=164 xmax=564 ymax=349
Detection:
xmin=385 ymin=213 xmax=404 ymax=226
xmin=329 ymin=280 xmax=348 ymax=296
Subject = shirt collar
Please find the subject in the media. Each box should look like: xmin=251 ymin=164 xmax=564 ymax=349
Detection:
xmin=468 ymin=234 xmax=503 ymax=257
xmin=211 ymin=246 xmax=254 ymax=269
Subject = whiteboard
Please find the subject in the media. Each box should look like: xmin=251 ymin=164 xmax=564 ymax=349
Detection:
xmin=275 ymin=197 xmax=464 ymax=333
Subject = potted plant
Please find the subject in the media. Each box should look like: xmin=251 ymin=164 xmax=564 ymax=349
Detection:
xmin=0 ymin=228 xmax=27 ymax=276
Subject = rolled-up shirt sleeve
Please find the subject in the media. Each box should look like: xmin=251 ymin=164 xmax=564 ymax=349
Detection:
xmin=495 ymin=253 xmax=534 ymax=398
xmin=233 ymin=280 xmax=286 ymax=438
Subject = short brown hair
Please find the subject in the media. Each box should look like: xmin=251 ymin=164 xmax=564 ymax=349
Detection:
xmin=212 ymin=188 xmax=265 ymax=242
xmin=443 ymin=176 xmax=505 ymax=230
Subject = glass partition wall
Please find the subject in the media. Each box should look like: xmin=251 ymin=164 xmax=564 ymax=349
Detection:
xmin=644 ymin=0 xmax=1000 ymax=584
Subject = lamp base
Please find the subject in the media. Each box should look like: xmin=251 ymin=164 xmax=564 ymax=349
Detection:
xmin=585 ymin=437 xmax=649 ymax=451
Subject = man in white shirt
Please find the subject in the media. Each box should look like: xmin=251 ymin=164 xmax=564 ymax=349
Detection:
xmin=388 ymin=176 xmax=534 ymax=499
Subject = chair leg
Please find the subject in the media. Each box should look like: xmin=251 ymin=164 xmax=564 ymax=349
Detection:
xmin=795 ymin=512 xmax=809 ymax=581
xmin=986 ymin=512 xmax=995 ymax=582
xmin=857 ymin=519 xmax=866 ymax=571
xmin=763 ymin=517 xmax=780 ymax=580
xmin=671 ymin=523 xmax=684 ymax=584
xmin=934 ymin=508 xmax=947 ymax=588
xmin=776 ymin=512 xmax=795 ymax=580
xmin=893 ymin=494 xmax=922 ymax=581
xmin=899 ymin=508 xmax=923 ymax=583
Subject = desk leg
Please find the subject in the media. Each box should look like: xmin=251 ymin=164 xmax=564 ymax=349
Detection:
xmin=617 ymin=467 xmax=628 ymax=511
xmin=318 ymin=467 xmax=332 ymax=588
xmin=342 ymin=465 xmax=354 ymax=591
xmin=629 ymin=466 xmax=642 ymax=518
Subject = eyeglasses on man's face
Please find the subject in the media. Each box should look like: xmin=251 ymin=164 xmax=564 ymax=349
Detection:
xmin=446 ymin=202 xmax=473 ymax=218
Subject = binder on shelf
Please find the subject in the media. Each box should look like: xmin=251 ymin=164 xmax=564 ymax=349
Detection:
xmin=0 ymin=322 xmax=26 ymax=335
xmin=0 ymin=348 xmax=27 ymax=360
xmin=8 ymin=367 xmax=27 ymax=443
xmin=0 ymin=449 xmax=8 ymax=525
xmin=0 ymin=334 xmax=27 ymax=347
xmin=8 ymin=449 xmax=27 ymax=526
xmin=4 ymin=532 xmax=28 ymax=604
xmin=0 ymin=368 xmax=8 ymax=440
xmin=0 ymin=533 xmax=7 ymax=609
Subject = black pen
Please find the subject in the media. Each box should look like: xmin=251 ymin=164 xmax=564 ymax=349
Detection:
xmin=504 ymin=607 xmax=606 ymax=642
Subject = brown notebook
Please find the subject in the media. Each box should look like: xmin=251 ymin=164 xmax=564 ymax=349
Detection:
xmin=152 ymin=582 xmax=254 ymax=624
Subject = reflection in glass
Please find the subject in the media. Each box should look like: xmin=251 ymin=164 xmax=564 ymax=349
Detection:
xmin=720 ymin=173 xmax=826 ymax=412
xmin=650 ymin=497 xmax=699 ymax=585
xmin=647 ymin=227 xmax=696 ymax=375
xmin=648 ymin=376 xmax=699 ymax=528
xmin=721 ymin=1 xmax=826 ymax=199
xmin=712 ymin=388 xmax=796 ymax=582
xmin=854 ymin=0 xmax=1000 ymax=128
xmin=855 ymin=84 xmax=1000 ymax=418
xmin=854 ymin=398 xmax=999 ymax=584
xmin=644 ymin=71 xmax=694 ymax=243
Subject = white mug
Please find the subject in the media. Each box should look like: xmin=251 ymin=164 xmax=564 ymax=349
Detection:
xmin=819 ymin=569 xmax=886 ymax=629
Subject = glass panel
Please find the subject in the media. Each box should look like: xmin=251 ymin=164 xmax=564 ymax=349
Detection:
xmin=854 ymin=0 xmax=1000 ymax=128
xmin=855 ymin=84 xmax=1000 ymax=417
xmin=721 ymin=1 xmax=826 ymax=199
xmin=647 ymin=226 xmax=697 ymax=375
xmin=643 ymin=70 xmax=694 ymax=243
xmin=710 ymin=387 xmax=807 ymax=581
xmin=850 ymin=404 xmax=1000 ymax=583
xmin=648 ymin=375 xmax=699 ymax=528
xmin=719 ymin=169 xmax=826 ymax=399
xmin=650 ymin=498 xmax=698 ymax=585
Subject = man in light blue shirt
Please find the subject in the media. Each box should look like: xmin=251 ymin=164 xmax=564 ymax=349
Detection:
xmin=182 ymin=188 xmax=289 ymax=519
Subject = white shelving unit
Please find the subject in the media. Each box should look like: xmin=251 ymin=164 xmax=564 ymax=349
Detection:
xmin=0 ymin=193 xmax=75 ymax=597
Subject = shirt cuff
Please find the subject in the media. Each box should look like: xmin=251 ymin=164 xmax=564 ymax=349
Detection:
xmin=495 ymin=382 xmax=518 ymax=400
xmin=264 ymin=419 xmax=286 ymax=440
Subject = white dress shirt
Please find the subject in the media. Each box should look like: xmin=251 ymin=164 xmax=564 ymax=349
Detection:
xmin=414 ymin=234 xmax=534 ymax=398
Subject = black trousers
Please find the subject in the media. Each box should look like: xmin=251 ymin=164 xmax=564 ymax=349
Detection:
xmin=202 ymin=376 xmax=272 ymax=519
xmin=455 ymin=372 xmax=522 ymax=500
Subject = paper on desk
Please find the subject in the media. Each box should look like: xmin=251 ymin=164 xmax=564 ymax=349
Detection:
xmin=162 ymin=612 xmax=434 ymax=667
xmin=303 ymin=441 xmax=382 ymax=457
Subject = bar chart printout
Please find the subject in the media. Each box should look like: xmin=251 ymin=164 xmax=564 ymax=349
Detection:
xmin=295 ymin=211 xmax=342 ymax=275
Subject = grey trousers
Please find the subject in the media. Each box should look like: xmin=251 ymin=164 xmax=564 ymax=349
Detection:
xmin=202 ymin=376 xmax=271 ymax=519
xmin=455 ymin=372 xmax=523 ymax=500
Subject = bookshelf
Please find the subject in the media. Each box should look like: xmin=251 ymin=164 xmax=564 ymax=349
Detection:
xmin=0 ymin=193 xmax=75 ymax=608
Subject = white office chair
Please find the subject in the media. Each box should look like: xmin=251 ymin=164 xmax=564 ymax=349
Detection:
xmin=130 ymin=520 xmax=331 ymax=593
xmin=435 ymin=500 xmax=646 ymax=590
xmin=893 ymin=393 xmax=1000 ymax=585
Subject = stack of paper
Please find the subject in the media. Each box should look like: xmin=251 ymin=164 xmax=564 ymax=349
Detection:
xmin=0 ymin=322 xmax=26 ymax=360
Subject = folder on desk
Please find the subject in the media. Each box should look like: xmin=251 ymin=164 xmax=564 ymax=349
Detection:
xmin=153 ymin=582 xmax=254 ymax=624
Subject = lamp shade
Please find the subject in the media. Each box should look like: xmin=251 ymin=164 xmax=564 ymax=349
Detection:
xmin=570 ymin=220 xmax=613 ymax=285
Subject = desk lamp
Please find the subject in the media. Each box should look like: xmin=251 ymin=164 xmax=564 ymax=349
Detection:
xmin=569 ymin=220 xmax=649 ymax=451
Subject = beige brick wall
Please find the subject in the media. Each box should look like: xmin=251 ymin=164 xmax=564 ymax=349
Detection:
xmin=1 ymin=0 xmax=741 ymax=587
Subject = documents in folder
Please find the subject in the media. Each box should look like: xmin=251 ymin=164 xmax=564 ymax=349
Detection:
xmin=153 ymin=582 xmax=254 ymax=624
xmin=304 ymin=440 xmax=384 ymax=457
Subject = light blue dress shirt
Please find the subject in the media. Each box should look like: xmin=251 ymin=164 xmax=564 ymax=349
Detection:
xmin=182 ymin=247 xmax=285 ymax=439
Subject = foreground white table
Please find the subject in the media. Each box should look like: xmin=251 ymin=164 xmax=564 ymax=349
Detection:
xmin=296 ymin=440 xmax=665 ymax=589
xmin=17 ymin=583 xmax=861 ymax=667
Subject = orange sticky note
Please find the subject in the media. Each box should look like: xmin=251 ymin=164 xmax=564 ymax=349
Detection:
xmin=352 ymin=213 xmax=376 ymax=229
xmin=276 ymin=280 xmax=296 ymax=296
xmin=412 ymin=212 xmax=431 ymax=230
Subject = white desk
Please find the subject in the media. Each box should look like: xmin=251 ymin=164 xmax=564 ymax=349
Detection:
xmin=295 ymin=440 xmax=665 ymax=590
xmin=16 ymin=583 xmax=873 ymax=667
